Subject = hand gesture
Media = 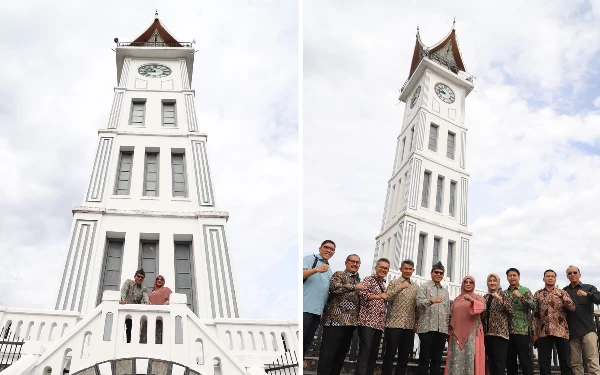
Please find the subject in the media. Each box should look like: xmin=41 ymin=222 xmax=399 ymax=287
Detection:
xmin=400 ymin=280 xmax=410 ymax=289
xmin=380 ymin=293 xmax=388 ymax=300
xmin=552 ymin=288 xmax=563 ymax=297
xmin=316 ymin=264 xmax=329 ymax=273
xmin=464 ymin=294 xmax=473 ymax=302
xmin=355 ymin=282 xmax=365 ymax=291
xmin=577 ymin=289 xmax=588 ymax=297
xmin=492 ymin=292 xmax=502 ymax=301
xmin=512 ymin=289 xmax=522 ymax=298
xmin=431 ymin=296 xmax=443 ymax=304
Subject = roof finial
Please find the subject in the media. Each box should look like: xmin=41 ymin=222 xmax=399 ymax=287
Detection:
xmin=453 ymin=17 xmax=456 ymax=29
xmin=155 ymin=9 xmax=159 ymax=19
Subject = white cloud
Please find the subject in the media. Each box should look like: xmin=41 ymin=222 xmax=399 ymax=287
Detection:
xmin=304 ymin=0 xmax=600 ymax=294
xmin=0 ymin=1 xmax=298 ymax=320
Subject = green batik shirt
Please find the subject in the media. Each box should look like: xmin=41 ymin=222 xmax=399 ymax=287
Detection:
xmin=505 ymin=285 xmax=537 ymax=335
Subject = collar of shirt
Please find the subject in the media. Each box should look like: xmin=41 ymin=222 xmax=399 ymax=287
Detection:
xmin=431 ymin=281 xmax=443 ymax=289
xmin=343 ymin=270 xmax=357 ymax=277
xmin=508 ymin=285 xmax=521 ymax=291
xmin=567 ymin=282 xmax=581 ymax=289
xmin=372 ymin=275 xmax=387 ymax=283
xmin=403 ymin=277 xmax=412 ymax=283
xmin=314 ymin=253 xmax=329 ymax=264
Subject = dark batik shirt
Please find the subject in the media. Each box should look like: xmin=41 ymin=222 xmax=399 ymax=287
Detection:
xmin=505 ymin=285 xmax=536 ymax=335
xmin=482 ymin=290 xmax=513 ymax=340
xmin=322 ymin=270 xmax=360 ymax=326
xmin=563 ymin=282 xmax=600 ymax=337
xmin=532 ymin=287 xmax=576 ymax=340
xmin=358 ymin=276 xmax=387 ymax=331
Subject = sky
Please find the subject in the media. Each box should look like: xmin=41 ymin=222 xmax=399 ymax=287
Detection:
xmin=0 ymin=1 xmax=298 ymax=320
xmin=304 ymin=0 xmax=600 ymax=294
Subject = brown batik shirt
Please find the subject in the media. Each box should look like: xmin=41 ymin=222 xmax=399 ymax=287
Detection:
xmin=482 ymin=290 xmax=514 ymax=340
xmin=532 ymin=287 xmax=576 ymax=340
xmin=358 ymin=275 xmax=387 ymax=331
xmin=385 ymin=277 xmax=419 ymax=329
xmin=322 ymin=270 xmax=360 ymax=326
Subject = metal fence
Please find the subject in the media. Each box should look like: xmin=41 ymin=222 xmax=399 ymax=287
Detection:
xmin=265 ymin=351 xmax=298 ymax=375
xmin=0 ymin=327 xmax=25 ymax=372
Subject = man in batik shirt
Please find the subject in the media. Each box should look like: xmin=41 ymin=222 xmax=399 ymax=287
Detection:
xmin=505 ymin=267 xmax=536 ymax=375
xmin=416 ymin=261 xmax=450 ymax=375
xmin=533 ymin=269 xmax=575 ymax=375
xmin=355 ymin=258 xmax=390 ymax=375
xmin=382 ymin=259 xmax=419 ymax=375
xmin=317 ymin=254 xmax=364 ymax=375
xmin=120 ymin=269 xmax=149 ymax=343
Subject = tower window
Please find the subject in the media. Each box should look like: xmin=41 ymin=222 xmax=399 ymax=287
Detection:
xmin=175 ymin=242 xmax=196 ymax=313
xmin=447 ymin=132 xmax=456 ymax=159
xmin=432 ymin=237 xmax=441 ymax=264
xmin=428 ymin=124 xmax=439 ymax=152
xmin=172 ymin=153 xmax=187 ymax=197
xmin=97 ymin=239 xmax=124 ymax=305
xmin=114 ymin=151 xmax=133 ymax=195
xmin=435 ymin=175 xmax=444 ymax=213
xmin=139 ymin=240 xmax=158 ymax=293
xmin=144 ymin=152 xmax=159 ymax=196
xmin=130 ymin=100 xmax=146 ymax=126
xmin=447 ymin=241 xmax=455 ymax=281
xmin=400 ymin=137 xmax=406 ymax=164
xmin=421 ymin=171 xmax=432 ymax=208
xmin=416 ymin=233 xmax=427 ymax=276
xmin=162 ymin=101 xmax=176 ymax=127
xmin=449 ymin=180 xmax=457 ymax=217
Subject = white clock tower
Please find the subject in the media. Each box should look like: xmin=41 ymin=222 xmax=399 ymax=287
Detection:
xmin=374 ymin=24 xmax=474 ymax=297
xmin=0 ymin=15 xmax=297 ymax=375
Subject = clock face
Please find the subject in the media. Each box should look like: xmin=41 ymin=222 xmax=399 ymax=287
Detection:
xmin=410 ymin=86 xmax=421 ymax=109
xmin=138 ymin=63 xmax=172 ymax=78
xmin=434 ymin=82 xmax=455 ymax=104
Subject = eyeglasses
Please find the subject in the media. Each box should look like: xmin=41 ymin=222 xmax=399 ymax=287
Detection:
xmin=323 ymin=245 xmax=336 ymax=252
xmin=567 ymin=271 xmax=578 ymax=275
xmin=156 ymin=277 xmax=165 ymax=281
xmin=463 ymin=280 xmax=474 ymax=284
xmin=433 ymin=271 xmax=444 ymax=275
xmin=347 ymin=260 xmax=361 ymax=264
xmin=135 ymin=275 xmax=145 ymax=279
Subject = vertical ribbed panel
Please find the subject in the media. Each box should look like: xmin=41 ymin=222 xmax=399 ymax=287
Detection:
xmin=203 ymin=225 xmax=239 ymax=319
xmin=107 ymin=92 xmax=124 ymax=129
xmin=392 ymin=221 xmax=404 ymax=270
xmin=185 ymin=94 xmax=199 ymax=132
xmin=180 ymin=60 xmax=190 ymax=89
xmin=402 ymin=221 xmax=417 ymax=262
xmin=422 ymin=69 xmax=431 ymax=107
xmin=381 ymin=186 xmax=390 ymax=230
xmin=86 ymin=137 xmax=114 ymax=202
xmin=414 ymin=111 xmax=426 ymax=151
xmin=192 ymin=140 xmax=215 ymax=207
xmin=408 ymin=158 xmax=421 ymax=210
xmin=55 ymin=220 xmax=97 ymax=312
xmin=460 ymin=131 xmax=466 ymax=169
xmin=119 ymin=59 xmax=131 ymax=88
xmin=460 ymin=177 xmax=468 ymax=226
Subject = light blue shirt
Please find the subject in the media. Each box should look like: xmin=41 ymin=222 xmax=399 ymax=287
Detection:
xmin=303 ymin=253 xmax=332 ymax=315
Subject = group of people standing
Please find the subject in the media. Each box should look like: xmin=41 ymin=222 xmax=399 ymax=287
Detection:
xmin=303 ymin=240 xmax=600 ymax=375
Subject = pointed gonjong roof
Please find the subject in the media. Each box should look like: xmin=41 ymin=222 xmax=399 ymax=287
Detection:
xmin=131 ymin=11 xmax=183 ymax=47
xmin=408 ymin=21 xmax=466 ymax=77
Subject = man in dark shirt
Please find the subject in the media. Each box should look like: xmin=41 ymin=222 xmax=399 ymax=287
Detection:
xmin=563 ymin=265 xmax=600 ymax=375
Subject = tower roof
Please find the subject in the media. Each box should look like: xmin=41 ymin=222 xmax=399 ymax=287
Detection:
xmin=408 ymin=22 xmax=466 ymax=78
xmin=130 ymin=12 xmax=184 ymax=47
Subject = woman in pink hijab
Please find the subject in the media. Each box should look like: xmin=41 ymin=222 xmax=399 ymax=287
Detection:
xmin=147 ymin=275 xmax=172 ymax=344
xmin=445 ymin=275 xmax=486 ymax=375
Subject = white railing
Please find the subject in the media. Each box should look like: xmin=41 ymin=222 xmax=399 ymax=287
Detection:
xmin=386 ymin=270 xmax=486 ymax=299
xmin=1 ymin=292 xmax=297 ymax=375
xmin=0 ymin=307 xmax=81 ymax=344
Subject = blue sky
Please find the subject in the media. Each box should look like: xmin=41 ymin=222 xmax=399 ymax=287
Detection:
xmin=0 ymin=1 xmax=298 ymax=320
xmin=304 ymin=0 xmax=600 ymax=292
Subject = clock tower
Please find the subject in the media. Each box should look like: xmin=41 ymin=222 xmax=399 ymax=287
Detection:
xmin=54 ymin=14 xmax=240 ymax=319
xmin=374 ymin=24 xmax=474 ymax=297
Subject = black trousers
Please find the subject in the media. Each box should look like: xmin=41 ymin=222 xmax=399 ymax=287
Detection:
xmin=317 ymin=326 xmax=356 ymax=375
xmin=506 ymin=334 xmax=534 ymax=375
xmin=125 ymin=318 xmax=132 ymax=343
xmin=537 ymin=336 xmax=572 ymax=375
xmin=355 ymin=326 xmax=384 ymax=375
xmin=485 ymin=335 xmax=508 ymax=375
xmin=303 ymin=312 xmax=321 ymax=357
xmin=382 ymin=328 xmax=415 ymax=375
xmin=418 ymin=331 xmax=447 ymax=375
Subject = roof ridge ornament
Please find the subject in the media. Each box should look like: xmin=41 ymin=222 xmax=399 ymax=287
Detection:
xmin=155 ymin=9 xmax=159 ymax=19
